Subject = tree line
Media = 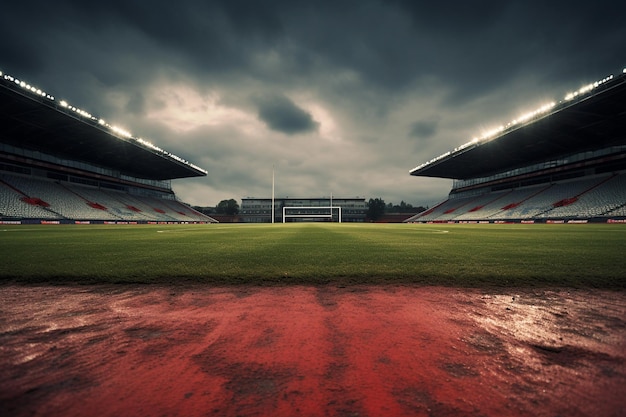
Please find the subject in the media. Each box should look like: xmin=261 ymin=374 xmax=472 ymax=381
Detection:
xmin=193 ymin=198 xmax=425 ymax=221
xmin=193 ymin=199 xmax=240 ymax=216
xmin=366 ymin=198 xmax=426 ymax=221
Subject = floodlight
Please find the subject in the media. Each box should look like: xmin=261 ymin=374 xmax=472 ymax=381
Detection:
xmin=0 ymin=68 xmax=213 ymax=176
xmin=412 ymin=69 xmax=625 ymax=175
xmin=111 ymin=125 xmax=132 ymax=138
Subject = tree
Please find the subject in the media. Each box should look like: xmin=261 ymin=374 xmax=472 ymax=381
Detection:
xmin=389 ymin=200 xmax=415 ymax=213
xmin=192 ymin=206 xmax=216 ymax=215
xmin=216 ymin=199 xmax=240 ymax=215
xmin=367 ymin=198 xmax=386 ymax=221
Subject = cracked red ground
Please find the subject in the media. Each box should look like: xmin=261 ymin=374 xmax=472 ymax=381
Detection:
xmin=0 ymin=285 xmax=624 ymax=416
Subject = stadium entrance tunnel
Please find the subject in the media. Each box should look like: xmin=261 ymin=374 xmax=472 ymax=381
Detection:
xmin=1 ymin=285 xmax=624 ymax=417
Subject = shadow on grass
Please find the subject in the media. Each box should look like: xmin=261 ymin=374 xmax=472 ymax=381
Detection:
xmin=2 ymin=274 xmax=625 ymax=290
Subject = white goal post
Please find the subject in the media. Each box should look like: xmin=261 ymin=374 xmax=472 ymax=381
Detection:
xmin=282 ymin=206 xmax=342 ymax=223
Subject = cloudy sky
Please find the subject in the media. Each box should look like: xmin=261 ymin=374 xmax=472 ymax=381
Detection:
xmin=1 ymin=1 xmax=624 ymax=207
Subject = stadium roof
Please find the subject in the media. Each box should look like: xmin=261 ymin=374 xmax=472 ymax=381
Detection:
xmin=0 ymin=71 xmax=207 ymax=180
xmin=410 ymin=69 xmax=626 ymax=180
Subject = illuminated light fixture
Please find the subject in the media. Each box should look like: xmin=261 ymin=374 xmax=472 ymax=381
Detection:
xmin=515 ymin=102 xmax=556 ymax=124
xmin=0 ymin=71 xmax=52 ymax=100
xmin=564 ymin=74 xmax=613 ymax=101
xmin=111 ymin=125 xmax=132 ymax=138
xmin=411 ymin=69 xmax=623 ymax=174
xmin=1 ymin=68 xmax=208 ymax=175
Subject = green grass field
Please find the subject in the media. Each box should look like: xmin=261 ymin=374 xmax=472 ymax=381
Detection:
xmin=1 ymin=223 xmax=625 ymax=288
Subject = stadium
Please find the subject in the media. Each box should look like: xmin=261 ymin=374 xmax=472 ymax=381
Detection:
xmin=0 ymin=70 xmax=217 ymax=224
xmin=1 ymin=68 xmax=625 ymax=417
xmin=407 ymin=68 xmax=626 ymax=224
xmin=4 ymin=68 xmax=626 ymax=226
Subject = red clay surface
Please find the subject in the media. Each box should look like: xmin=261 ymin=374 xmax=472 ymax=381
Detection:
xmin=0 ymin=285 xmax=624 ymax=417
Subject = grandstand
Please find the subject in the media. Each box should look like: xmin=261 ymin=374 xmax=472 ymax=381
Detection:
xmin=0 ymin=69 xmax=217 ymax=224
xmin=407 ymin=68 xmax=626 ymax=224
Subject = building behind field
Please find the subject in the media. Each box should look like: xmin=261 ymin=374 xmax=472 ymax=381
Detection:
xmin=241 ymin=197 xmax=367 ymax=223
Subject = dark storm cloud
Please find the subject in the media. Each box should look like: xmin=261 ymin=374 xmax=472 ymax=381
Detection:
xmin=254 ymin=94 xmax=319 ymax=135
xmin=0 ymin=1 xmax=280 ymax=90
xmin=409 ymin=119 xmax=439 ymax=139
xmin=2 ymin=1 xmax=624 ymax=97
xmin=1 ymin=0 xmax=625 ymax=207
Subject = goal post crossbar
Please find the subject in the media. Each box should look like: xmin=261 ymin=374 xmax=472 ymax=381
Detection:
xmin=282 ymin=206 xmax=342 ymax=223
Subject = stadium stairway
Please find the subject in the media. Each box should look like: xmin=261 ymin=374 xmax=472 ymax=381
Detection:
xmin=1 ymin=173 xmax=216 ymax=223
xmin=538 ymin=173 xmax=626 ymax=219
xmin=407 ymin=172 xmax=626 ymax=223
xmin=59 ymin=182 xmax=125 ymax=221
xmin=0 ymin=175 xmax=65 ymax=220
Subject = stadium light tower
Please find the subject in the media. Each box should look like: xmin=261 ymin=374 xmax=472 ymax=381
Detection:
xmin=272 ymin=165 xmax=275 ymax=224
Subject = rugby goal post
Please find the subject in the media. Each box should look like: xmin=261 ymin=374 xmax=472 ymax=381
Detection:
xmin=282 ymin=206 xmax=342 ymax=223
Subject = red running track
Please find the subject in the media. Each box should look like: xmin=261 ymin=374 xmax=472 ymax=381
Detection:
xmin=0 ymin=285 xmax=624 ymax=416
